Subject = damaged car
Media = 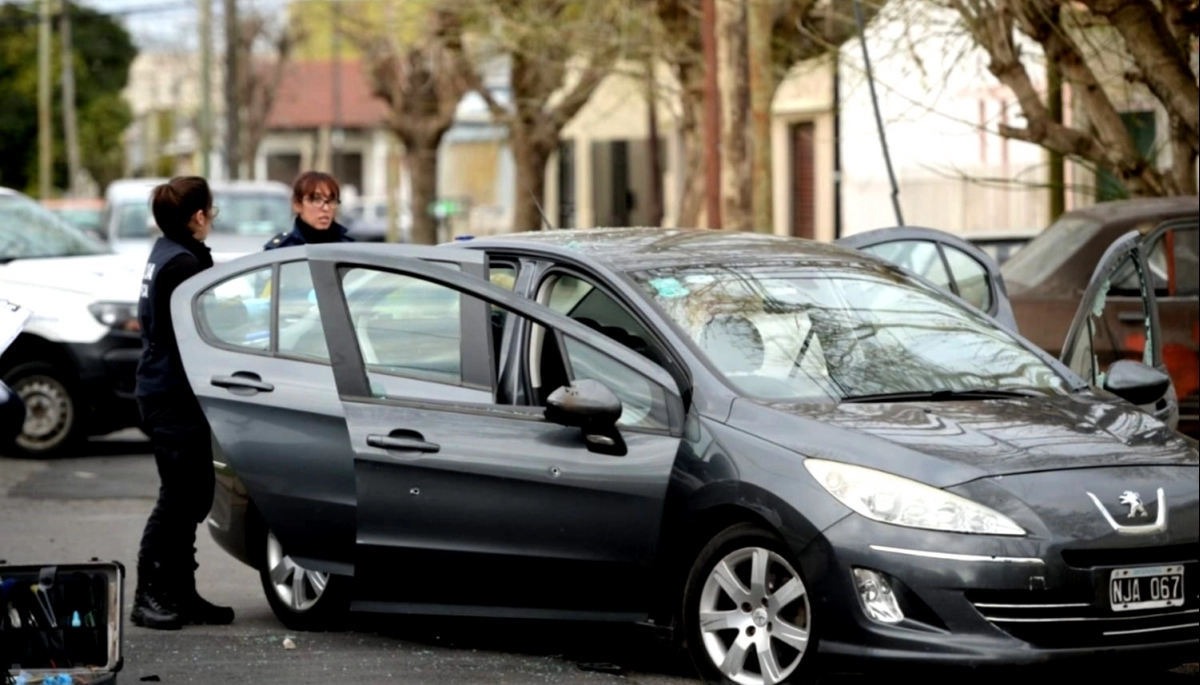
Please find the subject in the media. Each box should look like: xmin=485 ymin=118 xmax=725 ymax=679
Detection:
xmin=175 ymin=229 xmax=1197 ymax=682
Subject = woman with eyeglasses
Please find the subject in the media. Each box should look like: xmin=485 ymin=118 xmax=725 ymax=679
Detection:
xmin=264 ymin=171 xmax=354 ymax=250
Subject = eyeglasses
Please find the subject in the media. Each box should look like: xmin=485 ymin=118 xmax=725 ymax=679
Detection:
xmin=304 ymin=195 xmax=340 ymax=209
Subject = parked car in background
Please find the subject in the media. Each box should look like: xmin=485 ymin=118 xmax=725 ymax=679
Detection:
xmin=967 ymin=231 xmax=1035 ymax=265
xmin=1 ymin=299 xmax=32 ymax=452
xmin=1003 ymin=198 xmax=1199 ymax=438
xmin=340 ymin=196 xmax=411 ymax=243
xmin=182 ymin=230 xmax=1194 ymax=680
xmin=101 ymin=179 xmax=294 ymax=258
xmin=41 ymin=197 xmax=105 ymax=240
xmin=838 ymin=198 xmax=1199 ymax=440
xmin=0 ymin=187 xmax=143 ymax=458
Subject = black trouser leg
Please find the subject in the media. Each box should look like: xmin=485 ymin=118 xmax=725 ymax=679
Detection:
xmin=137 ymin=395 xmax=215 ymax=569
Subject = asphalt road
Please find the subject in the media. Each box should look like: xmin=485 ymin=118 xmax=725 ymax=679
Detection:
xmin=1 ymin=433 xmax=1196 ymax=685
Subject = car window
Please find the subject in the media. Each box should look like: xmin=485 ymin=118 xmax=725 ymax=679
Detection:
xmin=115 ymin=202 xmax=154 ymax=238
xmin=1148 ymin=224 xmax=1199 ymax=297
xmin=342 ymin=267 xmax=463 ymax=386
xmin=198 ymin=267 xmax=274 ymax=351
xmin=276 ymin=261 xmax=329 ymax=361
xmin=941 ymin=246 xmax=993 ymax=312
xmin=860 ymin=240 xmax=952 ymax=291
xmin=0 ymin=196 xmax=107 ymax=260
xmin=211 ymin=193 xmax=293 ymax=236
xmin=1002 ymin=214 xmax=1103 ymax=289
xmin=632 ymin=264 xmax=1072 ymax=402
xmin=541 ymin=273 xmax=663 ymax=365
xmin=563 ymin=336 xmax=670 ymax=431
xmin=1064 ymin=250 xmax=1154 ymax=387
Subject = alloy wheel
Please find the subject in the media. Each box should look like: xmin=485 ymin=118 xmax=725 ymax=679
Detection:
xmin=698 ymin=547 xmax=812 ymax=685
xmin=14 ymin=375 xmax=73 ymax=452
xmin=265 ymin=530 xmax=329 ymax=612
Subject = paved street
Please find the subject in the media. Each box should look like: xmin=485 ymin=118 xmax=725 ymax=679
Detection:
xmin=1 ymin=433 xmax=1196 ymax=685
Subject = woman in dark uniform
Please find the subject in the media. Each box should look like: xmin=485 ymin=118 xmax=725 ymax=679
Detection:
xmin=132 ymin=177 xmax=234 ymax=630
xmin=264 ymin=171 xmax=354 ymax=250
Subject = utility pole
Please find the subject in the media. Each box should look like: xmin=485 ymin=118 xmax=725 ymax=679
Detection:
xmin=61 ymin=0 xmax=81 ymax=197
xmin=38 ymin=0 xmax=53 ymax=199
xmin=200 ymin=0 xmax=212 ymax=177
xmin=224 ymin=0 xmax=240 ymax=179
xmin=701 ymin=0 xmax=722 ymax=229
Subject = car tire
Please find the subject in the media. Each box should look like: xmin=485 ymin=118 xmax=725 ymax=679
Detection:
xmin=682 ymin=523 xmax=817 ymax=685
xmin=259 ymin=528 xmax=351 ymax=632
xmin=2 ymin=362 xmax=83 ymax=459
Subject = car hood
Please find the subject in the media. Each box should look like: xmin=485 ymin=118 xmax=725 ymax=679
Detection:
xmin=729 ymin=393 xmax=1198 ymax=488
xmin=0 ymin=254 xmax=143 ymax=300
xmin=113 ymin=234 xmax=262 ymax=262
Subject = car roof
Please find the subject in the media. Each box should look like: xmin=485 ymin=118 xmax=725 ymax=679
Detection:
xmin=104 ymin=179 xmax=290 ymax=204
xmin=1064 ymin=197 xmax=1198 ymax=229
xmin=466 ymin=227 xmax=877 ymax=273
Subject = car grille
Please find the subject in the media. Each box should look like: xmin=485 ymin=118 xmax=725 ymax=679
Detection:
xmin=968 ymin=558 xmax=1199 ymax=648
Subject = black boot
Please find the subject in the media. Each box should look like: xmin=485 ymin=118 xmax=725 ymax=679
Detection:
xmin=131 ymin=559 xmax=182 ymax=631
xmin=174 ymin=558 xmax=234 ymax=625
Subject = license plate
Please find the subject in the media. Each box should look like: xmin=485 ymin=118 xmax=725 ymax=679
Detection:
xmin=1110 ymin=565 xmax=1185 ymax=612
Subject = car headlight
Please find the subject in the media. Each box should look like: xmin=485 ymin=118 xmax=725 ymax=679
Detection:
xmin=804 ymin=459 xmax=1025 ymax=536
xmin=88 ymin=302 xmax=140 ymax=333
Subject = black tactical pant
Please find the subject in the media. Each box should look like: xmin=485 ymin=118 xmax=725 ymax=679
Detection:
xmin=136 ymin=393 xmax=214 ymax=570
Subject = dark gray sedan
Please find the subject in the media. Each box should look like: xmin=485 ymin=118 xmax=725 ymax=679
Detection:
xmin=175 ymin=229 xmax=1198 ymax=683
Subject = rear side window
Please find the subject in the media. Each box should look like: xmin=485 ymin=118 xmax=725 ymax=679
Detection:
xmin=941 ymin=246 xmax=993 ymax=312
xmin=862 ymin=241 xmax=952 ymax=291
xmin=197 ymin=267 xmax=274 ymax=351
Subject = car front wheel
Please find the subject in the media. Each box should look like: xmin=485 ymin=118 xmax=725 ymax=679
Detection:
xmin=3 ymin=362 xmax=82 ymax=459
xmin=683 ymin=523 xmax=816 ymax=685
xmin=259 ymin=529 xmax=350 ymax=631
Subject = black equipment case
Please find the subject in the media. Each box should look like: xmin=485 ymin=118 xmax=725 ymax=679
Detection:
xmin=1 ymin=560 xmax=124 ymax=685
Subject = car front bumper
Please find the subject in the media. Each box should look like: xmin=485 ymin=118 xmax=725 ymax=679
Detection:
xmin=802 ymin=515 xmax=1198 ymax=671
xmin=65 ymin=331 xmax=142 ymax=434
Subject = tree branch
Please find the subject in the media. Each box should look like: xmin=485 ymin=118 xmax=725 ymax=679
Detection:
xmin=1082 ymin=0 xmax=1199 ymax=153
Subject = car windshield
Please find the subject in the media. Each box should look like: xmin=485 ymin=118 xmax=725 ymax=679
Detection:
xmin=630 ymin=263 xmax=1072 ymax=402
xmin=1001 ymin=214 xmax=1102 ymax=289
xmin=114 ymin=192 xmax=293 ymax=238
xmin=0 ymin=195 xmax=108 ymax=261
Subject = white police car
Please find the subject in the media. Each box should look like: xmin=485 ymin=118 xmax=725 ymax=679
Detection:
xmin=1 ymin=187 xmax=144 ymax=458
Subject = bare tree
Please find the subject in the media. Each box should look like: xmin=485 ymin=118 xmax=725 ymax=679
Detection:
xmin=944 ymin=0 xmax=1198 ymax=196
xmin=656 ymin=0 xmax=885 ymax=229
xmin=359 ymin=9 xmax=477 ymax=245
xmin=471 ymin=0 xmax=627 ymax=232
xmin=236 ymin=12 xmax=303 ymax=175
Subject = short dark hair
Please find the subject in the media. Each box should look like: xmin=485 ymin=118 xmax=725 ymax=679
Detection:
xmin=292 ymin=171 xmax=340 ymax=204
xmin=151 ymin=176 xmax=212 ymax=241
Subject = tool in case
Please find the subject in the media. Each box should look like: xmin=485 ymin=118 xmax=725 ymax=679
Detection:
xmin=1 ymin=560 xmax=124 ymax=685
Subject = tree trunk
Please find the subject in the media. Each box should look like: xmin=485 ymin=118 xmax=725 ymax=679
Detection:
xmin=677 ymin=62 xmax=707 ymax=228
xmin=717 ymin=0 xmax=751 ymax=230
xmin=747 ymin=0 xmax=774 ymax=233
xmin=407 ymin=140 xmax=439 ymax=245
xmin=646 ymin=61 xmax=665 ymax=228
xmin=1172 ymin=116 xmax=1198 ymax=194
xmin=513 ymin=136 xmax=553 ymax=232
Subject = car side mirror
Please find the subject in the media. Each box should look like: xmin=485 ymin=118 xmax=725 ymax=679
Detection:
xmin=545 ymin=379 xmax=623 ymax=429
xmin=1103 ymin=360 xmax=1171 ymax=406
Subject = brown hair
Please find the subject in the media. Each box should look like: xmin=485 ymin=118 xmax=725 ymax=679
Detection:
xmin=151 ymin=176 xmax=212 ymax=240
xmin=292 ymin=171 xmax=341 ymax=204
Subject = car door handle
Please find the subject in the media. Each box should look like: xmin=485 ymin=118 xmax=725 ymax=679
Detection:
xmin=1117 ymin=311 xmax=1145 ymax=324
xmin=211 ymin=373 xmax=275 ymax=393
xmin=367 ymin=433 xmax=440 ymax=454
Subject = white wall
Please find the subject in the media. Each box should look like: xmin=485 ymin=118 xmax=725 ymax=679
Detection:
xmin=835 ymin=4 xmax=1051 ymax=237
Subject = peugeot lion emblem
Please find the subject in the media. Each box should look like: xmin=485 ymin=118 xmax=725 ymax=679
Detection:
xmin=1086 ymin=488 xmax=1167 ymax=535
xmin=1119 ymin=491 xmax=1149 ymax=519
